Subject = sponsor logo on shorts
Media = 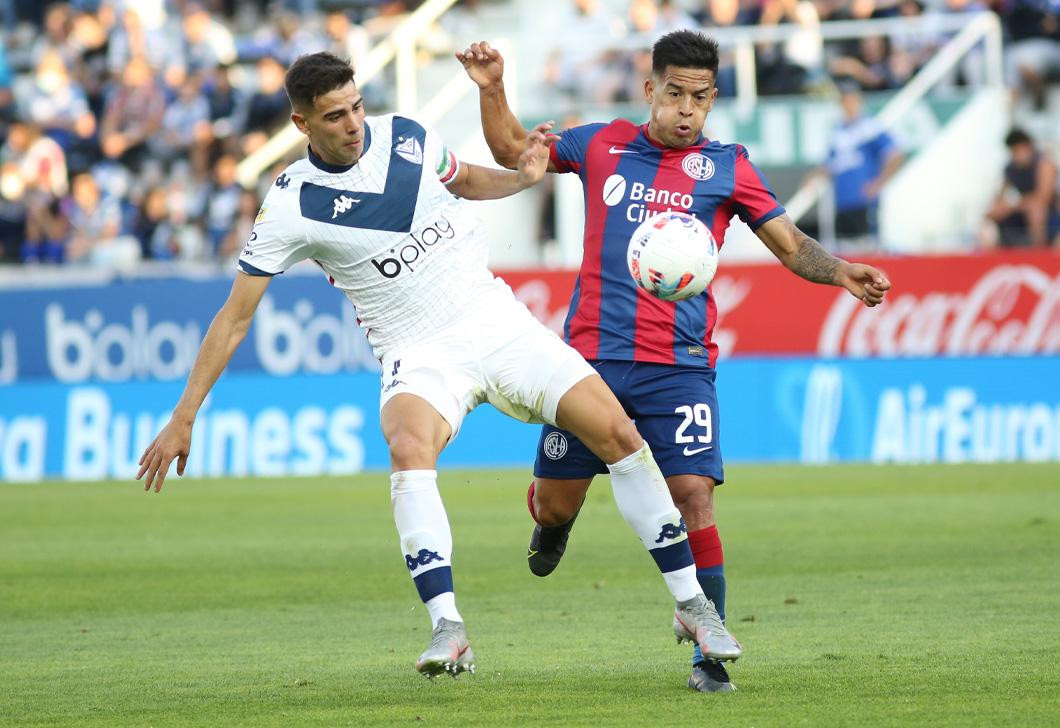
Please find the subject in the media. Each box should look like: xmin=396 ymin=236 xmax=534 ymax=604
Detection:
xmin=682 ymin=445 xmax=713 ymax=456
xmin=383 ymin=378 xmax=406 ymax=393
xmin=543 ymin=432 xmax=568 ymax=460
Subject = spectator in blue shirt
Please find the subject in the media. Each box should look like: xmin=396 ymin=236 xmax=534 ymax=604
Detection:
xmin=821 ymin=82 xmax=903 ymax=247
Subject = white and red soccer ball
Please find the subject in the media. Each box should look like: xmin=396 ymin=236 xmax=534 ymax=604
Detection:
xmin=626 ymin=211 xmax=718 ymax=302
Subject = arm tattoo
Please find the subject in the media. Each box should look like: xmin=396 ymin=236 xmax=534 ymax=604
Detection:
xmin=785 ymin=219 xmax=840 ymax=285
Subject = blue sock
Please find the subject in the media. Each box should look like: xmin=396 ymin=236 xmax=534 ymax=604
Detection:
xmin=691 ymin=566 xmax=726 ymax=665
xmin=689 ymin=524 xmax=726 ymax=666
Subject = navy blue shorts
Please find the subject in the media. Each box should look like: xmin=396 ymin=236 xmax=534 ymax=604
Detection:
xmin=534 ymin=360 xmax=724 ymax=484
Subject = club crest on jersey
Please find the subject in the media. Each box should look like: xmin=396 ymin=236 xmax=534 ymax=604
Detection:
xmin=394 ymin=136 xmax=423 ymax=165
xmin=682 ymin=153 xmax=715 ymax=181
xmin=331 ymin=194 xmax=360 ymax=219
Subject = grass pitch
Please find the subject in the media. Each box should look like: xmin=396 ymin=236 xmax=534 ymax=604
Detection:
xmin=1 ymin=464 xmax=1058 ymax=727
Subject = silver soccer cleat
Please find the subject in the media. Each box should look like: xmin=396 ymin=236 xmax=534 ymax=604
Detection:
xmin=415 ymin=618 xmax=476 ymax=679
xmin=688 ymin=660 xmax=736 ymax=693
xmin=673 ymin=594 xmax=743 ymax=662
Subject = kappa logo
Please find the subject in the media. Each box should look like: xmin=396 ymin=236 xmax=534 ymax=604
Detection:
xmin=543 ymin=431 xmax=568 ymax=460
xmin=682 ymin=153 xmax=715 ymax=181
xmin=394 ymin=136 xmax=423 ymax=165
xmin=331 ymin=194 xmax=360 ymax=219
xmin=654 ymin=518 xmax=687 ymax=544
xmin=405 ymin=548 xmax=444 ymax=571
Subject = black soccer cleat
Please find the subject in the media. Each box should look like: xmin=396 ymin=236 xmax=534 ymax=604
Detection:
xmin=688 ymin=659 xmax=736 ymax=693
xmin=527 ymin=511 xmax=579 ymax=577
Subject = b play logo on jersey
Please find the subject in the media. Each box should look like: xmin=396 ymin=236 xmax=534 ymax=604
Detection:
xmin=370 ymin=212 xmax=457 ymax=279
xmin=682 ymin=153 xmax=715 ymax=181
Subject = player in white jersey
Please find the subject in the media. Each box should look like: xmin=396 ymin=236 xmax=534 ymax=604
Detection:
xmin=137 ymin=52 xmax=742 ymax=679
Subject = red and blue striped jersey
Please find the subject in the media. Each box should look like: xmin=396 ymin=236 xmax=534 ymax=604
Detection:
xmin=550 ymin=119 xmax=784 ymax=368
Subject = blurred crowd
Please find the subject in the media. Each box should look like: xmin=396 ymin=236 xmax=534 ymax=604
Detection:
xmin=545 ymin=0 xmax=1059 ymax=105
xmin=0 ymin=0 xmax=1057 ymax=267
xmin=0 ymin=0 xmax=435 ymax=266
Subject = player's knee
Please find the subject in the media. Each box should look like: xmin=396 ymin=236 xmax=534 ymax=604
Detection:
xmin=604 ymin=416 xmax=644 ymax=462
xmin=668 ymin=477 xmax=716 ymax=524
xmin=386 ymin=430 xmax=436 ymax=470
xmin=672 ymin=488 xmax=713 ymax=518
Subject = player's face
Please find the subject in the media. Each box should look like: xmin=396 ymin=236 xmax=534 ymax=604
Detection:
xmin=644 ymin=66 xmax=717 ymax=149
xmin=292 ymin=81 xmax=367 ymax=166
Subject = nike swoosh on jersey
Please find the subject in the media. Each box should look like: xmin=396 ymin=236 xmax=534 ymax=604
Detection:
xmin=682 ymin=445 xmax=713 ymax=456
xmin=608 ymin=146 xmax=637 ymax=155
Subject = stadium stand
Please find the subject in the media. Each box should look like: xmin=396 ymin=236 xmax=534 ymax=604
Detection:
xmin=0 ymin=0 xmax=1056 ymax=267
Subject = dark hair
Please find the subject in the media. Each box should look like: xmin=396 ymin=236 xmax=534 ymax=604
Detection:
xmin=651 ymin=30 xmax=720 ymax=77
xmin=285 ymin=52 xmax=355 ymax=112
xmin=1004 ymin=128 xmax=1032 ymax=148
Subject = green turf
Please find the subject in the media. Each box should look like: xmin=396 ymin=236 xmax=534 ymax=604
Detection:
xmin=1 ymin=465 xmax=1058 ymax=727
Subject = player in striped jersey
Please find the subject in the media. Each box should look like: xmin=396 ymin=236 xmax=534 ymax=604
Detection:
xmin=137 ymin=51 xmax=743 ymax=680
xmin=460 ymin=31 xmax=892 ymax=691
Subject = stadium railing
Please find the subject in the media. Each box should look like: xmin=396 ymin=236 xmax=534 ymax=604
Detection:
xmin=235 ymin=0 xmax=463 ymax=188
xmin=779 ymin=12 xmax=1004 ymax=245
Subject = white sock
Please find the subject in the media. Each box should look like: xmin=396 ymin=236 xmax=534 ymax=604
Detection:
xmin=390 ymin=470 xmax=462 ymax=626
xmin=607 ymin=444 xmax=704 ymax=603
xmin=425 ymin=592 xmax=461 ymax=628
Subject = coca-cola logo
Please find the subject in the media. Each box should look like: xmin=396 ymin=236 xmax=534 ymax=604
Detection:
xmin=819 ymin=265 xmax=1060 ymax=357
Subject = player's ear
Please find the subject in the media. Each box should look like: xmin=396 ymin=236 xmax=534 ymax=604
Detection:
xmin=644 ymin=77 xmax=654 ymax=104
xmin=291 ymin=111 xmax=309 ymax=136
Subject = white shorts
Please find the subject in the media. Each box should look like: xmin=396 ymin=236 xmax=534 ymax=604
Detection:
xmin=377 ymin=296 xmax=595 ymax=441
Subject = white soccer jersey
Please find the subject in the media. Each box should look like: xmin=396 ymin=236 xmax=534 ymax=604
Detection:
xmin=238 ymin=113 xmax=513 ymax=358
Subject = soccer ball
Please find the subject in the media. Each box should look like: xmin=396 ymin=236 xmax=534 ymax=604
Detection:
xmin=626 ymin=211 xmax=718 ymax=302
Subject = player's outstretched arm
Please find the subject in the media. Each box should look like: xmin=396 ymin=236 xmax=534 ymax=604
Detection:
xmin=756 ymin=214 xmax=891 ymax=307
xmin=447 ymin=123 xmax=553 ymax=200
xmin=456 ymin=41 xmax=559 ymax=172
xmin=136 ymin=272 xmax=271 ymax=492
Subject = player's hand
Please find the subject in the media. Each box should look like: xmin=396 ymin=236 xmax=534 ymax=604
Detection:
xmin=516 ymin=122 xmax=555 ymax=188
xmin=136 ymin=418 xmax=193 ymax=493
xmin=456 ymin=41 xmax=504 ymax=90
xmin=836 ymin=261 xmax=891 ymax=307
